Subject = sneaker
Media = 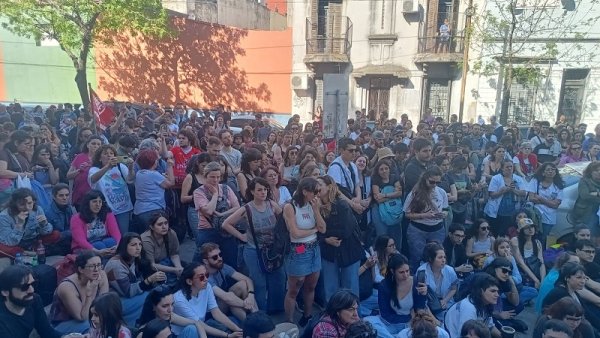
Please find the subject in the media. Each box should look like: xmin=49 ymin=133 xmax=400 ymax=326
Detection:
xmin=298 ymin=315 xmax=312 ymax=327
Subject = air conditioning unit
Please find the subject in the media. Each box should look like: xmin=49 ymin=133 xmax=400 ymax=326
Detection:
xmin=291 ymin=75 xmax=309 ymax=90
xmin=402 ymin=0 xmax=419 ymax=13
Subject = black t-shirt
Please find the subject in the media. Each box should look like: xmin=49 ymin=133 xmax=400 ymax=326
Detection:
xmin=0 ymin=294 xmax=61 ymax=338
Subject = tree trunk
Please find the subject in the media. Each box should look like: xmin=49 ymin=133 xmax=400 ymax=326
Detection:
xmin=75 ymin=66 xmax=90 ymax=109
xmin=500 ymin=66 xmax=512 ymax=125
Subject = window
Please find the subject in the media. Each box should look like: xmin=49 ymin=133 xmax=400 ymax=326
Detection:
xmin=368 ymin=78 xmax=391 ymax=120
xmin=424 ymin=79 xmax=450 ymax=121
xmin=507 ymin=80 xmax=536 ymax=125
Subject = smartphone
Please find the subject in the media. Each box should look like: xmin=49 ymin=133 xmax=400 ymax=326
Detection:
xmin=416 ymin=270 xmax=426 ymax=284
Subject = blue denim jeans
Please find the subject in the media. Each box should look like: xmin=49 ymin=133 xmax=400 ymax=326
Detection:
xmin=179 ymin=324 xmax=200 ymax=338
xmin=188 ymin=206 xmax=200 ymax=240
xmin=121 ymin=291 xmax=148 ymax=327
xmin=406 ymin=222 xmax=446 ymax=272
xmin=359 ymin=289 xmax=379 ymax=317
xmin=115 ymin=211 xmax=132 ymax=235
xmin=91 ymin=237 xmax=117 ymax=250
xmin=321 ymin=258 xmax=360 ymax=302
xmin=53 ymin=319 xmax=90 ymax=334
xmin=364 ymin=315 xmax=407 ymax=338
xmin=242 ymin=246 xmax=286 ymax=312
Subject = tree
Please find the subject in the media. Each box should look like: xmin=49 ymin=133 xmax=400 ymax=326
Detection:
xmin=0 ymin=0 xmax=170 ymax=107
xmin=469 ymin=0 xmax=600 ymax=124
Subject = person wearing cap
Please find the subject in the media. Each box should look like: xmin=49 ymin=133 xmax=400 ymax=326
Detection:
xmin=510 ymin=218 xmax=546 ymax=288
xmin=363 ymin=131 xmax=385 ymax=162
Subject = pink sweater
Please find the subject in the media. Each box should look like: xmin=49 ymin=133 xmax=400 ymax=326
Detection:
xmin=70 ymin=212 xmax=122 ymax=252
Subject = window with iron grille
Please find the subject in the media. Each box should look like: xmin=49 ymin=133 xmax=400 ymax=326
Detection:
xmin=507 ymin=80 xmax=536 ymax=125
xmin=425 ymin=79 xmax=450 ymax=121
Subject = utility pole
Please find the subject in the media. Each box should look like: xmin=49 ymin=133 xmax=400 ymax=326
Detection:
xmin=325 ymin=89 xmax=348 ymax=152
xmin=458 ymin=0 xmax=474 ymax=123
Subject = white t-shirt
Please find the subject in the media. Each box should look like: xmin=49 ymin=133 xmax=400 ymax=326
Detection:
xmin=292 ymin=202 xmax=317 ymax=243
xmin=278 ymin=186 xmax=292 ymax=207
xmin=88 ymin=164 xmax=133 ymax=215
xmin=526 ymin=178 xmax=563 ymax=225
xmin=172 ymin=285 xmax=218 ymax=335
xmin=403 ymin=187 xmax=449 ymax=226
xmin=444 ymin=298 xmax=493 ymax=338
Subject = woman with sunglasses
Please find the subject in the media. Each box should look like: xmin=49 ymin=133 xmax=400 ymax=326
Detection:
xmin=173 ymin=262 xmax=243 ymax=338
xmin=137 ymin=286 xmax=207 ymax=338
xmin=105 ymin=233 xmax=167 ymax=327
xmin=282 ymin=177 xmax=326 ymax=325
xmin=403 ymin=166 xmax=449 ymax=270
xmin=465 ymin=219 xmax=494 ymax=260
xmin=484 ymin=159 xmax=527 ymax=237
xmin=480 ymin=258 xmax=521 ymax=326
xmin=50 ymin=251 xmax=109 ymax=334
xmin=483 ymin=239 xmax=538 ymax=316
xmin=559 ymin=141 xmax=584 ymax=167
xmin=533 ymin=297 xmax=593 ymax=338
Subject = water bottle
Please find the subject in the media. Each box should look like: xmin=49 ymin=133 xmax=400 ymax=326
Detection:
xmin=31 ymin=256 xmax=38 ymax=267
xmin=35 ymin=240 xmax=46 ymax=265
xmin=14 ymin=253 xmax=23 ymax=265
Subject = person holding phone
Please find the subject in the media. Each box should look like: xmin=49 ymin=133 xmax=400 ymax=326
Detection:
xmin=403 ymin=166 xmax=449 ymax=271
xmin=364 ymin=253 xmax=428 ymax=338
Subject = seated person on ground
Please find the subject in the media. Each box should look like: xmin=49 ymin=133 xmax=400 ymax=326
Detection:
xmin=0 ymin=187 xmax=61 ymax=258
xmin=173 ymin=262 xmax=243 ymax=338
xmin=49 ymin=250 xmax=109 ymax=334
xmin=43 ymin=183 xmax=76 ymax=254
xmin=201 ymin=242 xmax=258 ymax=321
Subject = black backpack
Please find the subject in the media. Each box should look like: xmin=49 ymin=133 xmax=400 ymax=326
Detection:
xmin=272 ymin=203 xmax=294 ymax=256
xmin=32 ymin=264 xmax=57 ymax=306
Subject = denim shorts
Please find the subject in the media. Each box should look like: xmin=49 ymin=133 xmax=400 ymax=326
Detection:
xmin=285 ymin=243 xmax=321 ymax=277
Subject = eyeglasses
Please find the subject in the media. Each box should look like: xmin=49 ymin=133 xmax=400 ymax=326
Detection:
xmin=193 ymin=273 xmax=210 ymax=281
xmin=19 ymin=281 xmax=37 ymax=292
xmin=453 ymin=233 xmax=466 ymax=238
xmin=582 ymin=249 xmax=596 ymax=254
xmin=85 ymin=263 xmax=102 ymax=271
xmin=346 ymin=148 xmax=358 ymax=153
xmin=428 ymin=179 xmax=441 ymax=185
xmin=313 ymin=189 xmax=321 ymax=194
xmin=209 ymin=253 xmax=222 ymax=261
xmin=565 ymin=316 xmax=582 ymax=322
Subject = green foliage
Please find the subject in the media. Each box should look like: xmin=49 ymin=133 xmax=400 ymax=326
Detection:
xmin=0 ymin=0 xmax=169 ymax=64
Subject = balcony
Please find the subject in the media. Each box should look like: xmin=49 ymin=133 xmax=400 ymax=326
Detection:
xmin=304 ymin=16 xmax=352 ymax=65
xmin=415 ymin=11 xmax=465 ymax=64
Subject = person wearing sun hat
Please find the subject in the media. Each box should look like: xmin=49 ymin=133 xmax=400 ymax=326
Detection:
xmin=511 ymin=217 xmax=546 ymax=289
xmin=370 ymin=147 xmax=395 ymax=168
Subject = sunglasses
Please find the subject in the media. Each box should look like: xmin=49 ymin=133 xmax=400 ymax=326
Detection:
xmin=500 ymin=268 xmax=512 ymax=275
xmin=209 ymin=253 xmax=222 ymax=261
xmin=193 ymin=273 xmax=210 ymax=281
xmin=480 ymin=226 xmax=489 ymax=231
xmin=428 ymin=179 xmax=441 ymax=185
xmin=19 ymin=281 xmax=37 ymax=292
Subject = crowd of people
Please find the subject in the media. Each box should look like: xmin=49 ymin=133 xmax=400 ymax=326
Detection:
xmin=0 ymin=101 xmax=597 ymax=338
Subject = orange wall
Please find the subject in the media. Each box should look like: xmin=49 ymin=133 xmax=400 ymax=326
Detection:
xmin=265 ymin=0 xmax=287 ymax=15
xmin=94 ymin=16 xmax=292 ymax=113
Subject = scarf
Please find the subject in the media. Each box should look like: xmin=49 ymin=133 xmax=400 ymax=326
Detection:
xmin=516 ymin=152 xmax=538 ymax=175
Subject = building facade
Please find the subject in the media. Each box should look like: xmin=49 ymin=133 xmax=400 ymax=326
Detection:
xmin=289 ymin=0 xmax=468 ymax=124
xmin=463 ymin=0 xmax=600 ymax=128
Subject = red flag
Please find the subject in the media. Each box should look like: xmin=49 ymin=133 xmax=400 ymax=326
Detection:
xmin=89 ymin=87 xmax=115 ymax=130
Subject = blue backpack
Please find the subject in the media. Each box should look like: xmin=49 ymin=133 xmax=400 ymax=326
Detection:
xmin=378 ymin=185 xmax=403 ymax=226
